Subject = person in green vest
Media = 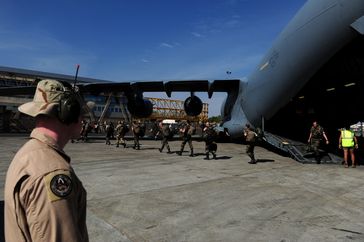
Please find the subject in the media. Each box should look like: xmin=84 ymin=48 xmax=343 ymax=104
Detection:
xmin=339 ymin=127 xmax=358 ymax=168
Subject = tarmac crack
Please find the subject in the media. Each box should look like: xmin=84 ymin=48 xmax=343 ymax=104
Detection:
xmin=331 ymin=227 xmax=363 ymax=235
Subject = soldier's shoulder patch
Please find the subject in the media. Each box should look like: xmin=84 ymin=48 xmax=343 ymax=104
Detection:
xmin=44 ymin=170 xmax=73 ymax=202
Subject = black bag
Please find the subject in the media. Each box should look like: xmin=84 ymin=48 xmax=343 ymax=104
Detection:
xmin=123 ymin=125 xmax=129 ymax=134
xmin=138 ymin=125 xmax=146 ymax=137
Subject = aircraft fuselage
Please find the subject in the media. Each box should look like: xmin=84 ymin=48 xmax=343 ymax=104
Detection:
xmin=223 ymin=0 xmax=364 ymax=138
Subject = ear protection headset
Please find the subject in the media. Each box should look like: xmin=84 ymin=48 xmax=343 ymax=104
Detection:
xmin=58 ymin=82 xmax=82 ymax=125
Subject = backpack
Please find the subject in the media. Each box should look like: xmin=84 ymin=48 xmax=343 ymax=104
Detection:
xmin=255 ymin=127 xmax=265 ymax=143
xmin=188 ymin=125 xmax=196 ymax=135
xmin=245 ymin=129 xmax=256 ymax=142
xmin=122 ymin=124 xmax=129 ymax=134
xmin=162 ymin=125 xmax=171 ymax=137
xmin=205 ymin=127 xmax=217 ymax=142
xmin=138 ymin=125 xmax=146 ymax=137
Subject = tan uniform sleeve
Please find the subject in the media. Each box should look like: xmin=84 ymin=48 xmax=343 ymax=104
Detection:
xmin=20 ymin=170 xmax=88 ymax=242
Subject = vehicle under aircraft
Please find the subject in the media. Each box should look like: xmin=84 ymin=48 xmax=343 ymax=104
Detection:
xmin=0 ymin=0 xmax=364 ymax=161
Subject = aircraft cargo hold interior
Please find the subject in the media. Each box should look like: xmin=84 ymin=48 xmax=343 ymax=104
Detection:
xmin=266 ymin=35 xmax=364 ymax=161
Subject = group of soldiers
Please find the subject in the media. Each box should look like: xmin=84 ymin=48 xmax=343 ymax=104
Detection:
xmin=106 ymin=120 xmax=144 ymax=149
xmin=157 ymin=120 xmax=218 ymax=159
xmin=78 ymin=119 xmax=219 ymax=160
xmin=80 ymin=118 xmax=360 ymax=166
xmin=144 ymin=120 xmax=218 ymax=160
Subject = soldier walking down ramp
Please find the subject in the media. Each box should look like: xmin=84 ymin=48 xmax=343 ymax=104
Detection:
xmin=159 ymin=121 xmax=172 ymax=153
xmin=244 ymin=124 xmax=257 ymax=164
xmin=307 ymin=121 xmax=329 ymax=164
xmin=177 ymin=120 xmax=195 ymax=157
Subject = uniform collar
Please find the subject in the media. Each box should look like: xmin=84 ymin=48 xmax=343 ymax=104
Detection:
xmin=30 ymin=129 xmax=71 ymax=163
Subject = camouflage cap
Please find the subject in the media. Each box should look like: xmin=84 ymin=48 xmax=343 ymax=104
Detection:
xmin=18 ymin=79 xmax=75 ymax=118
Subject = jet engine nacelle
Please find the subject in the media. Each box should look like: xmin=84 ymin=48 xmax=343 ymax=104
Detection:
xmin=184 ymin=96 xmax=203 ymax=116
xmin=127 ymin=97 xmax=153 ymax=118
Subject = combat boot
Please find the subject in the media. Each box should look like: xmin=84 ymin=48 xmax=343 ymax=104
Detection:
xmin=204 ymin=153 xmax=210 ymax=160
xmin=178 ymin=147 xmax=184 ymax=156
xmin=248 ymin=159 xmax=257 ymax=164
xmin=212 ymin=153 xmax=216 ymax=160
xmin=189 ymin=149 xmax=194 ymax=157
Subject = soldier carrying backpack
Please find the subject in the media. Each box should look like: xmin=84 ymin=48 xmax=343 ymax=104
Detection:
xmin=203 ymin=122 xmax=217 ymax=160
xmin=159 ymin=121 xmax=172 ymax=153
xmin=115 ymin=120 xmax=129 ymax=148
xmin=177 ymin=120 xmax=195 ymax=157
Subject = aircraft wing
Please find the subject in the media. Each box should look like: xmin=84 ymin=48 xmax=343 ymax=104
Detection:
xmin=79 ymin=81 xmax=166 ymax=95
xmin=0 ymin=65 xmax=241 ymax=118
xmin=0 ymin=86 xmax=36 ymax=96
xmin=75 ymin=80 xmax=240 ymax=119
xmin=0 ymin=65 xmax=240 ymax=97
xmin=80 ymin=79 xmax=240 ymax=97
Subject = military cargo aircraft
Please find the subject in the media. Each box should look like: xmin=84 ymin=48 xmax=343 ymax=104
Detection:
xmin=0 ymin=0 xmax=364 ymax=157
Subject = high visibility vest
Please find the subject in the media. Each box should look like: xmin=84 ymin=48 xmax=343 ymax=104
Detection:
xmin=341 ymin=130 xmax=354 ymax=147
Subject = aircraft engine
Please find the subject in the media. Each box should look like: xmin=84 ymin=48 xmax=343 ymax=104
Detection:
xmin=127 ymin=97 xmax=153 ymax=118
xmin=184 ymin=96 xmax=203 ymax=116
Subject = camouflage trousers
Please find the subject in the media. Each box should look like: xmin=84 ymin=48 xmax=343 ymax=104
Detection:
xmin=133 ymin=135 xmax=140 ymax=149
xmin=160 ymin=137 xmax=170 ymax=152
xmin=181 ymin=138 xmax=193 ymax=151
xmin=246 ymin=142 xmax=255 ymax=161
xmin=205 ymin=141 xmax=217 ymax=159
xmin=116 ymin=135 xmax=126 ymax=147
xmin=310 ymin=139 xmax=321 ymax=162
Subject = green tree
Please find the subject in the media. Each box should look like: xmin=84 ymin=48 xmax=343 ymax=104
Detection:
xmin=208 ymin=115 xmax=222 ymax=123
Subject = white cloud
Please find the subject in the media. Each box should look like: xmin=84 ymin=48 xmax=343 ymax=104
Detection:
xmin=191 ymin=32 xmax=203 ymax=38
xmin=141 ymin=58 xmax=150 ymax=63
xmin=225 ymin=19 xmax=241 ymax=28
xmin=160 ymin=42 xmax=173 ymax=48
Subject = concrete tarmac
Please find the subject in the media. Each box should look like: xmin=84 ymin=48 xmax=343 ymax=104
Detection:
xmin=1 ymin=135 xmax=364 ymax=242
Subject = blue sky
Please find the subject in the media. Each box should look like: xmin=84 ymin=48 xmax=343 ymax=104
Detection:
xmin=0 ymin=0 xmax=306 ymax=116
